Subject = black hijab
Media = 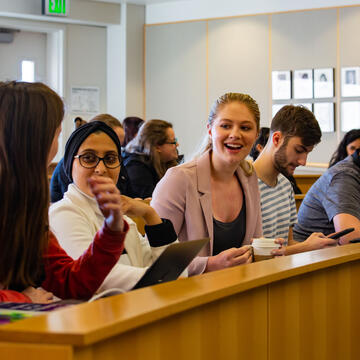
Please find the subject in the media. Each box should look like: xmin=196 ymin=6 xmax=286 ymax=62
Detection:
xmin=62 ymin=121 xmax=121 ymax=182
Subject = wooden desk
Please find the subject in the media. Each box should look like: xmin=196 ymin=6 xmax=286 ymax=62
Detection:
xmin=295 ymin=194 xmax=306 ymax=212
xmin=2 ymin=244 xmax=360 ymax=359
xmin=294 ymin=174 xmax=321 ymax=193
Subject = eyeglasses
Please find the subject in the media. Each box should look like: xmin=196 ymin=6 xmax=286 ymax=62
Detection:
xmin=74 ymin=153 xmax=121 ymax=169
xmin=165 ymin=138 xmax=178 ymax=145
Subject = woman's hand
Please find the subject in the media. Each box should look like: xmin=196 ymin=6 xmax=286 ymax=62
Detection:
xmin=205 ymin=245 xmax=253 ymax=272
xmin=88 ymin=175 xmax=124 ymax=232
xmin=22 ymin=287 xmax=53 ymax=303
xmin=120 ymin=195 xmax=162 ymax=226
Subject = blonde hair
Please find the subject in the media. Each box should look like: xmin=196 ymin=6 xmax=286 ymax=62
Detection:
xmin=125 ymin=119 xmax=177 ymax=178
xmin=204 ymin=92 xmax=260 ymax=176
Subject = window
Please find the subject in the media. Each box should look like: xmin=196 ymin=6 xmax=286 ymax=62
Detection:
xmin=21 ymin=60 xmax=35 ymax=82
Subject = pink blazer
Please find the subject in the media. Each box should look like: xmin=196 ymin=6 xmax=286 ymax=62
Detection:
xmin=151 ymin=150 xmax=263 ymax=275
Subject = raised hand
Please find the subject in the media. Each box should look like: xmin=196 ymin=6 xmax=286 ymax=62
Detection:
xmin=88 ymin=175 xmax=124 ymax=232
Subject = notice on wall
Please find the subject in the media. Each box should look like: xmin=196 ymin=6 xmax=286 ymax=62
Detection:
xmin=71 ymin=86 xmax=100 ymax=114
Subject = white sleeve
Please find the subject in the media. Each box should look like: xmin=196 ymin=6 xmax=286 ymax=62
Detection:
xmin=49 ymin=203 xmax=97 ymax=260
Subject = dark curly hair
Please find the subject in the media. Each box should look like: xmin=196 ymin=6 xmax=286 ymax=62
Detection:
xmin=250 ymin=127 xmax=270 ymax=160
xmin=329 ymin=129 xmax=360 ymax=167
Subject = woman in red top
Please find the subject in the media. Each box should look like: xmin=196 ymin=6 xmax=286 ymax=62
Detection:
xmin=0 ymin=81 xmax=128 ymax=303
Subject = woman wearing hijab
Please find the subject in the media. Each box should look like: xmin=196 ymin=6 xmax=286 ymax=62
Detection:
xmin=49 ymin=121 xmax=178 ymax=291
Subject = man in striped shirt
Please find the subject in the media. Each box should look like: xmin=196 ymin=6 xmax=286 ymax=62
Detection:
xmin=253 ymin=105 xmax=321 ymax=242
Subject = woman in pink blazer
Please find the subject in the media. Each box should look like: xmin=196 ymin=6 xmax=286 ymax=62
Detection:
xmin=151 ymin=93 xmax=263 ymax=275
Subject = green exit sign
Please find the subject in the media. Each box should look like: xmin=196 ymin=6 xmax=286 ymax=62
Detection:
xmin=42 ymin=0 xmax=68 ymax=17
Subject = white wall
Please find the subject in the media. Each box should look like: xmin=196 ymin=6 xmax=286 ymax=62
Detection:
xmin=0 ymin=0 xmax=121 ymax=25
xmin=146 ymin=0 xmax=360 ymax=24
xmin=0 ymin=31 xmax=46 ymax=82
xmin=126 ymin=4 xmax=145 ymax=118
xmin=145 ymin=5 xmax=360 ymax=170
xmin=0 ymin=0 xmax=141 ymax=159
xmin=107 ymin=3 xmax=145 ymax=122
xmin=146 ymin=22 xmax=207 ymax=159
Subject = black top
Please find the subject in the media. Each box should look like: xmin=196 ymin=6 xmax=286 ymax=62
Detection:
xmin=286 ymin=174 xmax=302 ymax=194
xmin=122 ymin=151 xmax=160 ymax=199
xmin=212 ymin=196 xmax=246 ymax=256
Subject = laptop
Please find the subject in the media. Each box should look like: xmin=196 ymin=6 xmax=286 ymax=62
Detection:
xmin=132 ymin=238 xmax=209 ymax=289
xmin=0 ymin=239 xmax=209 ymax=309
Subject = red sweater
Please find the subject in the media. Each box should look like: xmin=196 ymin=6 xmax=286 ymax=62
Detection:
xmin=0 ymin=222 xmax=128 ymax=303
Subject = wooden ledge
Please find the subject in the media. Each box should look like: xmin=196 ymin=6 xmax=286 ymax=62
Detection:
xmin=1 ymin=243 xmax=360 ymax=346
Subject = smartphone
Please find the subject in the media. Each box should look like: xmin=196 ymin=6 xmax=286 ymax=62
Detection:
xmin=350 ymin=239 xmax=360 ymax=244
xmin=329 ymin=227 xmax=355 ymax=240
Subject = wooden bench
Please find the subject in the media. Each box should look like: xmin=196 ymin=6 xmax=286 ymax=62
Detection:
xmin=294 ymin=174 xmax=321 ymax=193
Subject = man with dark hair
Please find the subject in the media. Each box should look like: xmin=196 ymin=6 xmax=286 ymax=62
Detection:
xmin=254 ymin=105 xmax=322 ymax=241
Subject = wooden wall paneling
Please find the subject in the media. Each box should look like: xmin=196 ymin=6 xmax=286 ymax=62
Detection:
xmin=268 ymin=260 xmax=360 ymax=360
xmin=73 ymin=287 xmax=268 ymax=360
xmin=0 ymin=342 xmax=73 ymax=360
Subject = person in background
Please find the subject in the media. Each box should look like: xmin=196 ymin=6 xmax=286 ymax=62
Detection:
xmin=50 ymin=113 xmax=133 ymax=202
xmin=122 ymin=116 xmax=145 ymax=148
xmin=151 ymin=93 xmax=262 ymax=275
xmin=91 ymin=114 xmax=125 ymax=146
xmin=49 ymin=121 xmax=178 ymax=291
xmin=329 ymin=129 xmax=360 ymax=167
xmin=0 ymin=81 xmax=127 ymax=303
xmin=249 ymin=127 xmax=270 ymax=161
xmin=250 ymin=126 xmax=302 ymax=194
xmin=253 ymin=106 xmax=321 ymax=242
xmin=74 ymin=116 xmax=87 ymax=129
xmin=122 ymin=119 xmax=179 ymax=199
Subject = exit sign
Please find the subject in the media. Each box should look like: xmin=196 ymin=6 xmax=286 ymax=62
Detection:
xmin=42 ymin=0 xmax=68 ymax=17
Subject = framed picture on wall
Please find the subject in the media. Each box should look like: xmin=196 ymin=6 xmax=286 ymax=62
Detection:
xmin=293 ymin=69 xmax=313 ymax=99
xmin=272 ymin=71 xmax=291 ymax=100
xmin=272 ymin=104 xmax=287 ymax=117
xmin=313 ymin=102 xmax=334 ymax=133
xmin=314 ymin=68 xmax=334 ymax=98
xmin=341 ymin=67 xmax=360 ymax=97
xmin=341 ymin=101 xmax=360 ymax=131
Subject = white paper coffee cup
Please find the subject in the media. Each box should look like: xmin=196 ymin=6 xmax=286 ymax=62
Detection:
xmin=252 ymin=238 xmax=280 ymax=261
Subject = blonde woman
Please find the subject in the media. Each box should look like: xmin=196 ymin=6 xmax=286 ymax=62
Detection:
xmin=123 ymin=119 xmax=179 ymax=198
xmin=151 ymin=93 xmax=263 ymax=275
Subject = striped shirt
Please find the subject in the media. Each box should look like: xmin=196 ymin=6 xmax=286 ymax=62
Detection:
xmin=258 ymin=174 xmax=297 ymax=240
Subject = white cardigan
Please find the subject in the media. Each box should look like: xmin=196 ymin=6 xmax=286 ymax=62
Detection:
xmin=49 ymin=184 xmax=176 ymax=292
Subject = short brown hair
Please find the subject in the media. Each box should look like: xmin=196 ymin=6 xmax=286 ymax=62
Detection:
xmin=271 ymin=105 xmax=321 ymax=147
